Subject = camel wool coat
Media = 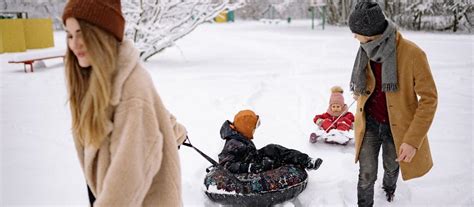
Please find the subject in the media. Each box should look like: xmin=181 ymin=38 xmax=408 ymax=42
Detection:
xmin=354 ymin=32 xmax=438 ymax=181
xmin=72 ymin=40 xmax=187 ymax=206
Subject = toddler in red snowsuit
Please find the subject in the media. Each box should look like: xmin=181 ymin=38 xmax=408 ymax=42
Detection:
xmin=313 ymin=86 xmax=354 ymax=132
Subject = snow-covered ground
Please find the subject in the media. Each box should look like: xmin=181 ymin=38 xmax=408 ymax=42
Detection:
xmin=1 ymin=20 xmax=473 ymax=206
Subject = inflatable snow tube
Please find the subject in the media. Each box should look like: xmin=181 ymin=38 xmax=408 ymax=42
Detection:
xmin=203 ymin=164 xmax=308 ymax=206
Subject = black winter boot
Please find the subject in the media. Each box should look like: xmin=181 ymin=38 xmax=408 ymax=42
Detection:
xmin=383 ymin=186 xmax=395 ymax=202
xmin=305 ymin=158 xmax=323 ymax=170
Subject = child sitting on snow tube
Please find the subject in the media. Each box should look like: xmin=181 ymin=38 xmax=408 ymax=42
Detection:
xmin=218 ymin=109 xmax=323 ymax=174
xmin=203 ymin=110 xmax=323 ymax=206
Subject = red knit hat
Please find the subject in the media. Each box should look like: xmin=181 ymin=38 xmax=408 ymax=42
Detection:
xmin=62 ymin=0 xmax=125 ymax=42
xmin=327 ymin=86 xmax=348 ymax=116
xmin=233 ymin=110 xmax=260 ymax=140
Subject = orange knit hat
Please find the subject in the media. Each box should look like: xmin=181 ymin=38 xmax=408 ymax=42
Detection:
xmin=233 ymin=110 xmax=260 ymax=139
xmin=62 ymin=0 xmax=125 ymax=42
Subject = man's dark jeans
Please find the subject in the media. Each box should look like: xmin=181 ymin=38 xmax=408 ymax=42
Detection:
xmin=357 ymin=116 xmax=399 ymax=207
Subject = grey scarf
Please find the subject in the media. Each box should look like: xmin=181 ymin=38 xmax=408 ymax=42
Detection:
xmin=350 ymin=21 xmax=398 ymax=95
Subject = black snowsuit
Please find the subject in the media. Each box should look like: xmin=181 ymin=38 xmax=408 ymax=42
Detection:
xmin=218 ymin=120 xmax=312 ymax=174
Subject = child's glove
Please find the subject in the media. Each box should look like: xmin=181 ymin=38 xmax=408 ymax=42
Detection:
xmin=336 ymin=122 xmax=351 ymax=131
xmin=337 ymin=118 xmax=352 ymax=131
xmin=315 ymin=119 xmax=324 ymax=126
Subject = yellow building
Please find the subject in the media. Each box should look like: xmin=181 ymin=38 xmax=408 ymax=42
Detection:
xmin=0 ymin=18 xmax=54 ymax=53
xmin=215 ymin=11 xmax=228 ymax=23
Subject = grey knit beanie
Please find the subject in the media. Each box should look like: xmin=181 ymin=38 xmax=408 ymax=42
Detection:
xmin=348 ymin=1 xmax=388 ymax=36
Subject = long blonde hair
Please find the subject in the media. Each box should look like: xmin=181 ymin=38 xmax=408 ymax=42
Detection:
xmin=65 ymin=20 xmax=119 ymax=148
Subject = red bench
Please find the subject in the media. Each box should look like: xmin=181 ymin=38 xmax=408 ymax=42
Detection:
xmin=8 ymin=55 xmax=65 ymax=73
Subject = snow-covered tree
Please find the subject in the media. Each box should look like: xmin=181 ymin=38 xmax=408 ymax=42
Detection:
xmin=391 ymin=0 xmax=472 ymax=32
xmin=122 ymin=0 xmax=246 ymax=61
xmin=442 ymin=0 xmax=472 ymax=32
xmin=326 ymin=0 xmax=352 ymax=25
xmin=406 ymin=1 xmax=435 ymax=30
xmin=234 ymin=0 xmax=308 ymax=20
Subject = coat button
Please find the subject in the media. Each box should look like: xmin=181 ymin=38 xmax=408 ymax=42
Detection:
xmin=365 ymin=90 xmax=371 ymax=95
xmin=359 ymin=108 xmax=363 ymax=112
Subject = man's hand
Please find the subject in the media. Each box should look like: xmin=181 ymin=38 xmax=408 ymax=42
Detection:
xmin=352 ymin=93 xmax=359 ymax=100
xmin=396 ymin=143 xmax=417 ymax=163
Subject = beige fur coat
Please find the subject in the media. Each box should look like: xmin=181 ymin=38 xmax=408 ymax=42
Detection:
xmin=72 ymin=40 xmax=187 ymax=206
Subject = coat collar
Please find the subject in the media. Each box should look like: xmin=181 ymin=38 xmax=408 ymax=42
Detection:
xmin=219 ymin=120 xmax=253 ymax=144
xmin=110 ymin=39 xmax=140 ymax=106
xmin=395 ymin=31 xmax=402 ymax=47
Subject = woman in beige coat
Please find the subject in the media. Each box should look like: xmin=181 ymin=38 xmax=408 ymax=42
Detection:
xmin=62 ymin=0 xmax=187 ymax=206
xmin=348 ymin=1 xmax=437 ymax=207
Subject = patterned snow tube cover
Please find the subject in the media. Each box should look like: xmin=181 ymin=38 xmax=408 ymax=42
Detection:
xmin=203 ymin=164 xmax=308 ymax=206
